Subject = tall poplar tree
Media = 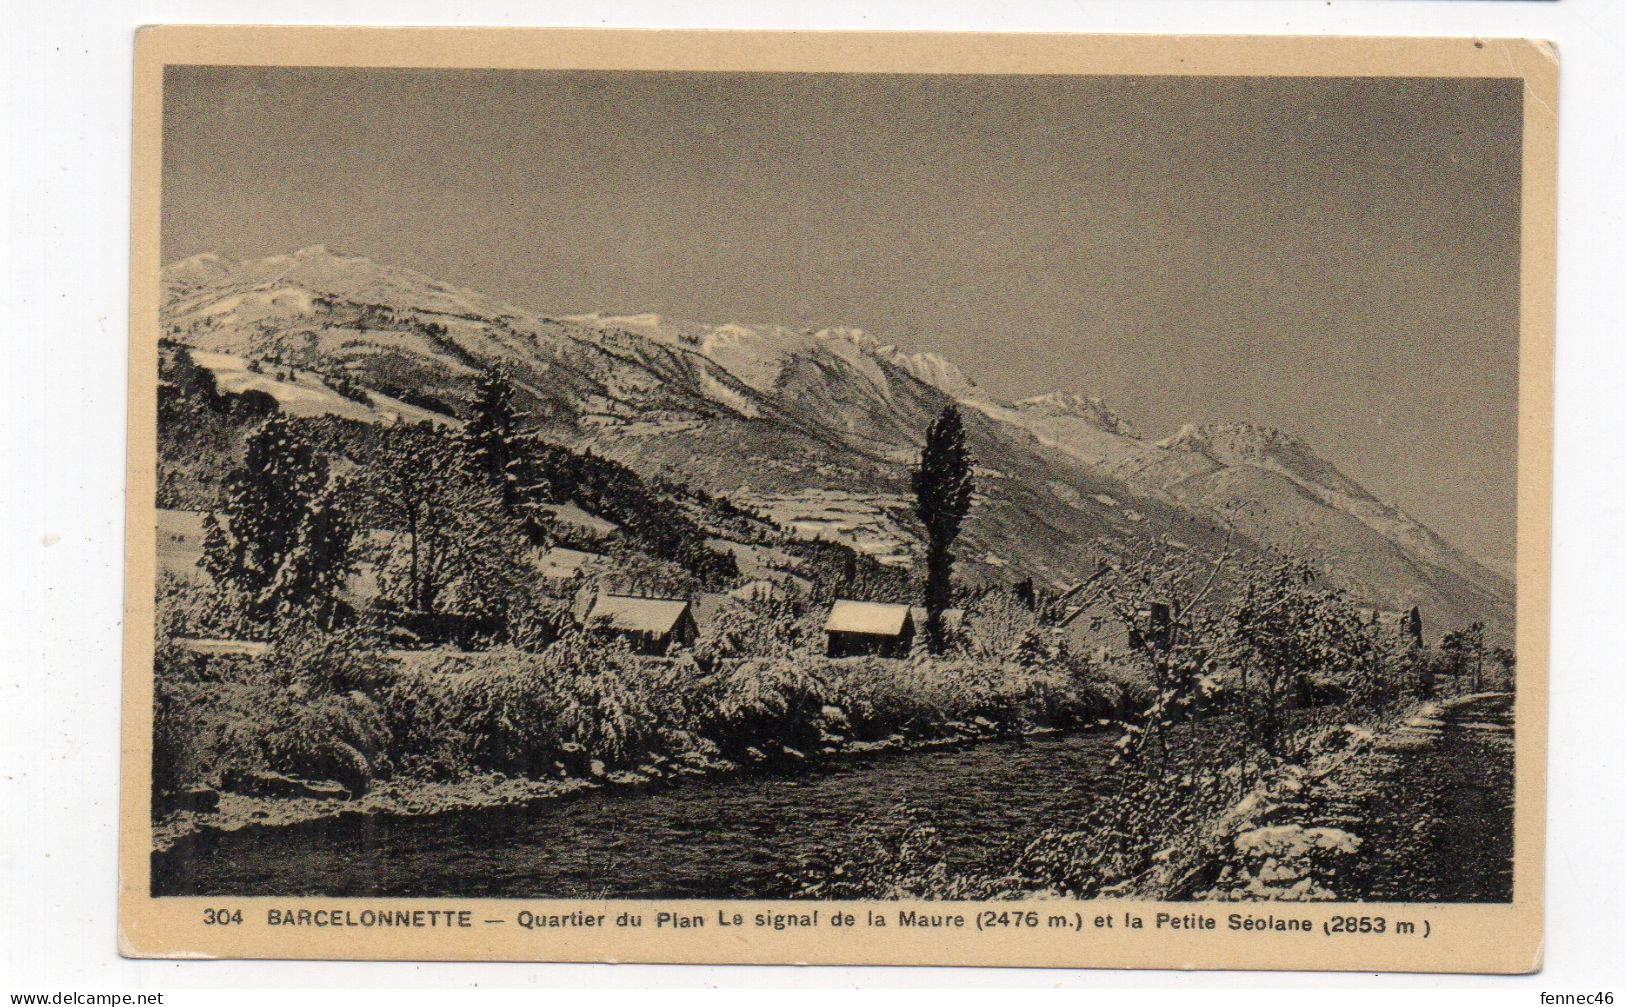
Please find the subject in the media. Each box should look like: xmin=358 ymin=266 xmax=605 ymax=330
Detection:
xmin=912 ymin=405 xmax=975 ymax=654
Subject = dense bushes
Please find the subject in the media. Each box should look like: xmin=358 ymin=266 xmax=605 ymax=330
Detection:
xmin=152 ymin=626 xmax=391 ymax=797
xmin=826 ymin=657 xmax=1115 ymax=740
xmin=156 ymin=346 xmax=281 ymax=510
xmin=152 ymin=619 xmax=1131 ymax=803
xmin=155 ymin=571 xmax=249 ymax=641
xmin=703 ymin=657 xmax=833 ymax=756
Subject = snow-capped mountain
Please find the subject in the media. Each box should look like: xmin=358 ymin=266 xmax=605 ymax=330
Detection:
xmin=160 ymin=247 xmax=1513 ymax=635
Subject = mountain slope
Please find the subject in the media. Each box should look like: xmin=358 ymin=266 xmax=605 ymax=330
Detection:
xmin=159 ymin=247 xmax=1513 ymax=636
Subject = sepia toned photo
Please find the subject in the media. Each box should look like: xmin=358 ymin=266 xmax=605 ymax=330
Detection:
xmin=120 ymin=28 xmax=1555 ymax=971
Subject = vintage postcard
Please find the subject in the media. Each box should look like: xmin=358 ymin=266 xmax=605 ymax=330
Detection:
xmin=121 ymin=27 xmax=1555 ymax=971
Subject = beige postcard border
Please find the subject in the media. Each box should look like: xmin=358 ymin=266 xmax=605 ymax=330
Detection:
xmin=120 ymin=26 xmax=1557 ymax=972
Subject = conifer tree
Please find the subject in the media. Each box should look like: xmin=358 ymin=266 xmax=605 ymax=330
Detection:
xmin=461 ymin=366 xmax=552 ymax=543
xmin=463 ymin=367 xmax=524 ymax=508
xmin=912 ymin=405 xmax=975 ymax=654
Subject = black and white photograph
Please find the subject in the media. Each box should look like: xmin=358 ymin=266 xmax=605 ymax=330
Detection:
xmin=145 ymin=61 xmax=1525 ymax=910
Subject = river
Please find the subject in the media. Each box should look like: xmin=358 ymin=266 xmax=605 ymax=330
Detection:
xmin=152 ymin=730 xmax=1121 ymax=898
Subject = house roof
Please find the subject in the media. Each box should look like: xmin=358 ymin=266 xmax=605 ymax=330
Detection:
xmin=587 ymin=594 xmax=692 ymax=636
xmin=825 ymin=600 xmax=913 ymax=637
xmin=536 ymin=547 xmax=603 ymax=579
xmin=545 ymin=501 xmax=620 ymax=539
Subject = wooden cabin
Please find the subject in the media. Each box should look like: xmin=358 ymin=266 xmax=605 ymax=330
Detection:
xmin=825 ymin=600 xmax=915 ymax=658
xmin=583 ymin=592 xmax=698 ymax=656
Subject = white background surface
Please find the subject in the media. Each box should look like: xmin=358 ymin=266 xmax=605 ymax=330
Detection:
xmin=2 ymin=0 xmax=1621 ymax=992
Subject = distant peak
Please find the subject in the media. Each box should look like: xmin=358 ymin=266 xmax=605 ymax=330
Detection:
xmin=164 ymin=249 xmax=231 ymax=267
xmin=1158 ymin=422 xmax=1309 ymax=456
xmin=1157 ymin=423 xmax=1373 ymax=502
xmin=161 ymin=250 xmax=237 ymax=283
xmin=568 ymin=311 xmax=666 ymax=329
xmin=815 ymin=326 xmax=880 ymax=349
xmin=884 ymin=348 xmax=986 ymax=402
xmin=289 ymin=244 xmax=372 ymax=262
xmin=1015 ymin=391 xmax=1137 ymax=436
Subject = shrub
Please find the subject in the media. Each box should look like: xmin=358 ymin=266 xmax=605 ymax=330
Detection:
xmin=503 ymin=584 xmax=577 ymax=653
xmin=694 ymin=592 xmax=822 ymax=665
xmin=441 ymin=652 xmax=564 ymax=776
xmin=704 ymin=655 xmax=831 ymax=755
xmin=376 ymin=663 xmax=472 ymax=780
xmin=151 ymin=644 xmax=223 ymax=795
xmin=151 ymin=631 xmax=388 ymax=795
xmin=266 ymin=624 xmax=391 ymax=693
xmin=253 ymin=688 xmax=389 ymax=794
xmin=828 ymin=658 xmax=950 ymax=739
xmin=201 ymin=629 xmax=394 ymax=791
xmin=992 ymin=662 xmax=1097 ymax=728
xmin=429 ymin=632 xmax=657 ymax=774
xmin=546 ymin=633 xmax=660 ymax=765
xmin=959 ymin=590 xmax=1038 ymax=661
xmin=781 ymin=804 xmax=1010 ymax=900
xmin=155 ymin=570 xmax=249 ymax=641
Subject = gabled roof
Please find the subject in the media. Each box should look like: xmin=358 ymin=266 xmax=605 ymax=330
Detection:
xmin=535 ymin=546 xmax=603 ymax=579
xmin=587 ymin=593 xmax=692 ymax=636
xmin=825 ymin=600 xmax=913 ymax=637
xmin=545 ymin=501 xmax=620 ymax=539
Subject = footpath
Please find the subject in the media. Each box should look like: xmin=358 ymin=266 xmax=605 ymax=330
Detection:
xmin=1162 ymin=692 xmax=1517 ymax=903
xmin=1307 ymin=692 xmax=1516 ymax=902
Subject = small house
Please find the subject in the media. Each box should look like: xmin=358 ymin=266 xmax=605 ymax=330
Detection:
xmin=825 ymin=600 xmax=915 ymax=658
xmin=1059 ymin=597 xmax=1174 ymax=662
xmin=1060 ymin=598 xmax=1134 ymax=662
xmin=1134 ymin=601 xmax=1174 ymax=652
xmin=583 ymin=591 xmax=698 ymax=656
xmin=535 ymin=546 xmax=604 ymax=583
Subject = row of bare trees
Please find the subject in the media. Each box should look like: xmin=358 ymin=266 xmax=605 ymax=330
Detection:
xmin=1064 ymin=530 xmax=1494 ymax=774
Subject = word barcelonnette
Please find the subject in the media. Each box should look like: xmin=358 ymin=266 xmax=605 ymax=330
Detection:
xmin=266 ymin=908 xmax=473 ymax=928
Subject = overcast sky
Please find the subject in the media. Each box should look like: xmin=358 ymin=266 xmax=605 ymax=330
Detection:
xmin=162 ymin=67 xmax=1522 ymax=575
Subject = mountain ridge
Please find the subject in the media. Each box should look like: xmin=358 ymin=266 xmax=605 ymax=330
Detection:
xmin=159 ymin=247 xmax=1513 ymax=636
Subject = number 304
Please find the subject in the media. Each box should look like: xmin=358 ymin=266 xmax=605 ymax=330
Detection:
xmin=203 ymin=907 xmax=242 ymax=925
